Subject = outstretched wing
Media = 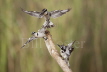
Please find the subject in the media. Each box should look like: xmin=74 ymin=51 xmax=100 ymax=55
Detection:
xmin=21 ymin=36 xmax=37 ymax=48
xmin=57 ymin=44 xmax=66 ymax=51
xmin=68 ymin=40 xmax=76 ymax=48
xmin=67 ymin=41 xmax=75 ymax=55
xmin=50 ymin=8 xmax=71 ymax=18
xmin=21 ymin=8 xmax=43 ymax=18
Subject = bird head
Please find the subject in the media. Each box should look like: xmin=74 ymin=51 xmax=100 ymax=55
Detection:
xmin=40 ymin=8 xmax=47 ymax=16
xmin=42 ymin=8 xmax=47 ymax=12
xmin=31 ymin=32 xmax=36 ymax=35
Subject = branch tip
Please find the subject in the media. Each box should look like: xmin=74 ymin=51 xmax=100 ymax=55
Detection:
xmin=45 ymin=30 xmax=50 ymax=35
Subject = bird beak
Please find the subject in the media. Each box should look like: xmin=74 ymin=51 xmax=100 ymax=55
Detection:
xmin=57 ymin=44 xmax=60 ymax=47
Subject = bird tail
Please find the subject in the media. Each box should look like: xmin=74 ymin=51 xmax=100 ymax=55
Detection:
xmin=65 ymin=58 xmax=70 ymax=67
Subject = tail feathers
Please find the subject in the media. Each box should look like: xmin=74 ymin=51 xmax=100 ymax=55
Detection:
xmin=65 ymin=58 xmax=70 ymax=67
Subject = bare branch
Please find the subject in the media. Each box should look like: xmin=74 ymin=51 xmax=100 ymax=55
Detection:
xmin=44 ymin=30 xmax=72 ymax=72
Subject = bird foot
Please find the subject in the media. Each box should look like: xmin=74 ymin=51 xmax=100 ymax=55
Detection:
xmin=43 ymin=37 xmax=48 ymax=40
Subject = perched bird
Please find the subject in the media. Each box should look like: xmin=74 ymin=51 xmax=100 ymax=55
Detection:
xmin=21 ymin=27 xmax=47 ymax=48
xmin=21 ymin=8 xmax=71 ymax=28
xmin=57 ymin=41 xmax=75 ymax=67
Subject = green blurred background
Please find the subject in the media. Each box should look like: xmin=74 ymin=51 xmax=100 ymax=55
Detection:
xmin=0 ymin=0 xmax=107 ymax=72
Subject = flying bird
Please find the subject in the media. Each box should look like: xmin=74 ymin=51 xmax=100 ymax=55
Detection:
xmin=21 ymin=8 xmax=71 ymax=28
xmin=21 ymin=27 xmax=47 ymax=48
xmin=57 ymin=41 xmax=75 ymax=67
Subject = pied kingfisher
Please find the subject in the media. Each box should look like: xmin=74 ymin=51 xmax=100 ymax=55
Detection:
xmin=57 ymin=41 xmax=75 ymax=67
xmin=21 ymin=8 xmax=71 ymax=28
xmin=21 ymin=27 xmax=47 ymax=48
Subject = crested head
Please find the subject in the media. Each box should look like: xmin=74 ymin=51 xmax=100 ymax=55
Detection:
xmin=42 ymin=8 xmax=47 ymax=12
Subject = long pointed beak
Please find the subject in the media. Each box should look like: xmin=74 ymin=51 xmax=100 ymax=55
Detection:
xmin=57 ymin=44 xmax=60 ymax=47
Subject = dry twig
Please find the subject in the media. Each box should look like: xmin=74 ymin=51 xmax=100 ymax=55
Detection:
xmin=44 ymin=30 xmax=72 ymax=72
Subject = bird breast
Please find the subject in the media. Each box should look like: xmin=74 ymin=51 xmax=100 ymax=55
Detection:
xmin=35 ymin=32 xmax=46 ymax=38
xmin=44 ymin=13 xmax=50 ymax=20
xmin=60 ymin=51 xmax=68 ymax=59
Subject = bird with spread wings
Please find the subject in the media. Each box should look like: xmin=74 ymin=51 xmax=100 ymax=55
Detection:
xmin=21 ymin=8 xmax=71 ymax=28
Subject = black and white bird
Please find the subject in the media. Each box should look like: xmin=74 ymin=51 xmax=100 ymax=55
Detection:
xmin=21 ymin=8 xmax=71 ymax=28
xmin=57 ymin=41 xmax=75 ymax=67
xmin=21 ymin=27 xmax=47 ymax=48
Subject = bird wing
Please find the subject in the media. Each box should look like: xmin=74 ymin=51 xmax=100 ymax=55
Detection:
xmin=66 ymin=41 xmax=75 ymax=56
xmin=68 ymin=40 xmax=76 ymax=48
xmin=21 ymin=36 xmax=37 ymax=48
xmin=21 ymin=8 xmax=43 ymax=18
xmin=50 ymin=8 xmax=71 ymax=18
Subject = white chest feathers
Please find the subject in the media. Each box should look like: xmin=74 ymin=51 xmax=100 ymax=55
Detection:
xmin=34 ymin=32 xmax=46 ymax=38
